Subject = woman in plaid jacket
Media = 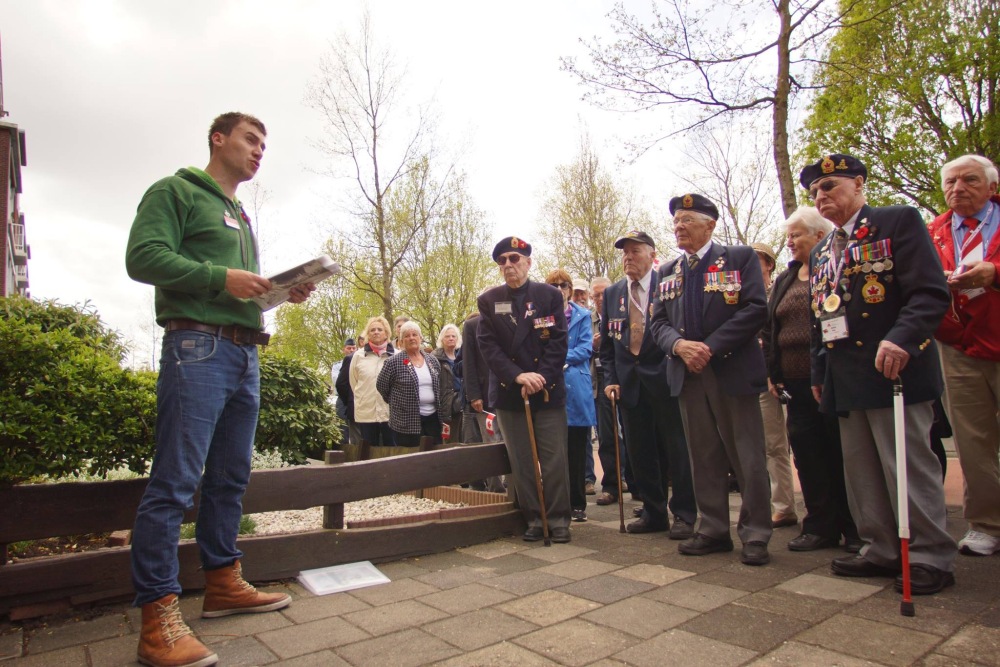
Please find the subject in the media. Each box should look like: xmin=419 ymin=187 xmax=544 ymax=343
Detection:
xmin=377 ymin=321 xmax=450 ymax=446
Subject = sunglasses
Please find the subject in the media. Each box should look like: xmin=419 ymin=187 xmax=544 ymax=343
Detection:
xmin=550 ymin=282 xmax=571 ymax=289
xmin=808 ymin=179 xmax=842 ymax=200
xmin=497 ymin=254 xmax=523 ymax=266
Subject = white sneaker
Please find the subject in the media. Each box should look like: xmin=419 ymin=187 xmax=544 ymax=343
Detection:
xmin=958 ymin=529 xmax=1000 ymax=556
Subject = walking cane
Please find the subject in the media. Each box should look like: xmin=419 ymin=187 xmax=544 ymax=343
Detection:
xmin=894 ymin=379 xmax=915 ymax=617
xmin=523 ymin=387 xmax=551 ymax=546
xmin=610 ymin=390 xmax=626 ymax=533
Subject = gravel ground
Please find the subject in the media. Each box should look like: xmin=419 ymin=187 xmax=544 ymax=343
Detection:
xmin=249 ymin=495 xmax=464 ymax=535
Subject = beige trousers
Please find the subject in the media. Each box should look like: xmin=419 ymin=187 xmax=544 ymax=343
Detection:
xmin=760 ymin=391 xmax=795 ymax=518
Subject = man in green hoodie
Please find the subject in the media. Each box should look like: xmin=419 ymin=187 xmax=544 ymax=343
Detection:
xmin=126 ymin=112 xmax=314 ymax=667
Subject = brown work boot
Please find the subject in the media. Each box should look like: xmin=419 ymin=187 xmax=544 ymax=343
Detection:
xmin=202 ymin=559 xmax=291 ymax=618
xmin=138 ymin=594 xmax=217 ymax=667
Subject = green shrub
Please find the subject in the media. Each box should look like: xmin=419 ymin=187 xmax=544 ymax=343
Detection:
xmin=257 ymin=352 xmax=340 ymax=464
xmin=0 ymin=298 xmax=340 ymax=487
xmin=0 ymin=298 xmax=157 ymax=486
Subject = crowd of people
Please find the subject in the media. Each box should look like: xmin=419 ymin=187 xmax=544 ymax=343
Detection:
xmin=124 ymin=109 xmax=998 ymax=667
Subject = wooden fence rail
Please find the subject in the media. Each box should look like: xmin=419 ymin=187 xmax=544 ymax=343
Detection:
xmin=0 ymin=443 xmax=520 ymax=618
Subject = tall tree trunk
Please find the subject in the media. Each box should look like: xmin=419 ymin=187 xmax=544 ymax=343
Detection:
xmin=773 ymin=0 xmax=798 ymax=218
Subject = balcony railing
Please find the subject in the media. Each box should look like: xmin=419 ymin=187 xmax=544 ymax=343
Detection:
xmin=13 ymin=263 xmax=28 ymax=285
xmin=10 ymin=221 xmax=27 ymax=264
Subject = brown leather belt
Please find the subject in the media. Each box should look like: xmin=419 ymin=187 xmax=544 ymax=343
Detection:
xmin=164 ymin=319 xmax=270 ymax=346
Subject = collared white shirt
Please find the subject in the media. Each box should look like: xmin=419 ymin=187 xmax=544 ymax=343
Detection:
xmin=683 ymin=240 xmax=714 ymax=264
xmin=627 ymin=268 xmax=654 ymax=314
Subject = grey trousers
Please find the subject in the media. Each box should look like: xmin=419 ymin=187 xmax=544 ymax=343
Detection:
xmin=838 ymin=401 xmax=957 ymax=571
xmin=679 ymin=366 xmax=772 ymax=544
xmin=496 ymin=406 xmax=571 ymax=529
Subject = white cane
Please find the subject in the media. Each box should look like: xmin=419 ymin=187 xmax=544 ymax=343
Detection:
xmin=893 ymin=379 xmax=915 ymax=617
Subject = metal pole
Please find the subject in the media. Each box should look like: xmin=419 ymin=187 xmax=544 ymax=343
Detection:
xmin=894 ymin=379 xmax=915 ymax=617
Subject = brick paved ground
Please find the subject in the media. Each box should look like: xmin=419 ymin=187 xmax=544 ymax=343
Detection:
xmin=2 ymin=458 xmax=998 ymax=666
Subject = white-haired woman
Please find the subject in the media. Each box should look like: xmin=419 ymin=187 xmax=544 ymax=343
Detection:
xmin=350 ymin=316 xmax=395 ymax=446
xmin=377 ymin=321 xmax=449 ymax=446
xmin=432 ymin=323 xmax=463 ymax=440
xmin=763 ymin=206 xmax=860 ymax=552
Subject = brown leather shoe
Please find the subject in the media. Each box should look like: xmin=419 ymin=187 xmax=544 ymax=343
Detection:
xmin=138 ymin=594 xmax=217 ymax=667
xmin=595 ymin=492 xmax=617 ymax=506
xmin=202 ymin=560 xmax=291 ymax=618
xmin=771 ymin=513 xmax=798 ymax=528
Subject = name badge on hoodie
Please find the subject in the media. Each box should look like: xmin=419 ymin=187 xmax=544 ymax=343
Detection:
xmin=223 ymin=211 xmax=241 ymax=229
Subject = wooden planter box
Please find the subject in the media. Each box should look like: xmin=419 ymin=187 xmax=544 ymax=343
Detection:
xmin=0 ymin=443 xmax=519 ymax=620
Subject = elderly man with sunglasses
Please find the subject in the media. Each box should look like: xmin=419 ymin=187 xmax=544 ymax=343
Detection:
xmin=804 ymin=153 xmax=955 ymax=595
xmin=477 ymin=236 xmax=572 ymax=543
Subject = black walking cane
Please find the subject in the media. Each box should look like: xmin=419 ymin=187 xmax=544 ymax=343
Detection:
xmin=610 ymin=390 xmax=626 ymax=533
xmin=523 ymin=387 xmax=551 ymax=546
xmin=894 ymin=379 xmax=915 ymax=617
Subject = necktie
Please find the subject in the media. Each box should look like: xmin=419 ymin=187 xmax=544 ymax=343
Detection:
xmin=629 ymin=280 xmax=644 ymax=355
xmin=833 ymin=228 xmax=848 ymax=260
xmin=960 ymin=216 xmax=984 ymax=265
xmin=687 ymin=253 xmax=699 ymax=270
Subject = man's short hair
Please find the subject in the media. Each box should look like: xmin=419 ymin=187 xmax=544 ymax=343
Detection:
xmin=208 ymin=112 xmax=266 ymax=155
xmin=590 ymin=276 xmax=611 ymax=289
xmin=941 ymin=154 xmax=999 ymax=188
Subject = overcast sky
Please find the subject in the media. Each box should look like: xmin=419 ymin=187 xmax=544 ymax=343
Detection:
xmin=2 ymin=0 xmax=682 ymax=365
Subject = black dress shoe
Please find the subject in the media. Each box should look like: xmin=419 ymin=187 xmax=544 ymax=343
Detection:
xmin=669 ymin=518 xmax=695 ymax=540
xmin=843 ymin=537 xmax=865 ymax=554
xmin=551 ymin=527 xmax=571 ymax=543
xmin=626 ymin=516 xmax=669 ymax=534
xmin=741 ymin=541 xmax=770 ymax=566
xmin=788 ymin=533 xmax=836 ymax=552
xmin=831 ymin=555 xmax=900 ymax=578
xmin=523 ymin=527 xmax=543 ymax=542
xmin=678 ymin=533 xmax=734 ymax=555
xmin=894 ymin=563 xmax=955 ymax=595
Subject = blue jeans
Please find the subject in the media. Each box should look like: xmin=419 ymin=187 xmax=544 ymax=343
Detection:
xmin=131 ymin=331 xmax=260 ymax=605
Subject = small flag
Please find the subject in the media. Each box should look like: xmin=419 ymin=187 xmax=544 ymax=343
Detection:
xmin=485 ymin=412 xmax=496 ymax=436
xmin=442 ymin=422 xmax=451 ymax=443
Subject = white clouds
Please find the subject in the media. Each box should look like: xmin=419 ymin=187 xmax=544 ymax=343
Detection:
xmin=3 ymin=0 xmax=677 ymax=365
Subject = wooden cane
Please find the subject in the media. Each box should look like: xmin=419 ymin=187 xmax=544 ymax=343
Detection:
xmin=523 ymin=387 xmax=551 ymax=546
xmin=610 ymin=390 xmax=626 ymax=533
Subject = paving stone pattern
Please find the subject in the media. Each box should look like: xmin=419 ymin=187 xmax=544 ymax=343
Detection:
xmin=3 ymin=494 xmax=999 ymax=666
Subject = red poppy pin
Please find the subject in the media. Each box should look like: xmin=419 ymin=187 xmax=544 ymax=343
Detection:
xmin=855 ymin=227 xmax=868 ymax=240
xmin=403 ymin=358 xmax=410 ymax=366
xmin=708 ymin=265 xmax=720 ymax=272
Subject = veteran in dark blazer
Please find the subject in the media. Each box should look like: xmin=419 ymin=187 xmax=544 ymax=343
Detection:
xmin=477 ymin=236 xmax=572 ymax=543
xmin=600 ymin=231 xmax=697 ymax=539
xmin=804 ymin=154 xmax=956 ymax=595
xmin=649 ymin=193 xmax=772 ymax=566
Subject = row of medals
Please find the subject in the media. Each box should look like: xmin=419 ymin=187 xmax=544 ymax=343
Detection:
xmin=819 ymin=257 xmax=894 ymax=313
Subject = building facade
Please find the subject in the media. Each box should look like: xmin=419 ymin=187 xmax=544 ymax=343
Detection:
xmin=1 ymin=119 xmax=28 ymax=297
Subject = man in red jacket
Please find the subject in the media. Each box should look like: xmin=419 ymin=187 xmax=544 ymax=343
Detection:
xmin=928 ymin=153 xmax=1000 ymax=557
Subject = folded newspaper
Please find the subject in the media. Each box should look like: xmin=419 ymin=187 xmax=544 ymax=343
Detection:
xmin=297 ymin=561 xmax=390 ymax=596
xmin=252 ymin=254 xmax=341 ymax=311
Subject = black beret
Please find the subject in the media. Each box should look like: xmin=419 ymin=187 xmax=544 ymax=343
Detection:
xmin=345 ymin=338 xmax=356 ymax=346
xmin=669 ymin=193 xmax=719 ymax=220
xmin=799 ymin=154 xmax=867 ymax=189
xmin=492 ymin=236 xmax=532 ymax=262
xmin=614 ymin=230 xmax=655 ymax=250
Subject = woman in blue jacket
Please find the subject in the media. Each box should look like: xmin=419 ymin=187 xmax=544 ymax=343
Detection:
xmin=546 ymin=269 xmax=597 ymax=522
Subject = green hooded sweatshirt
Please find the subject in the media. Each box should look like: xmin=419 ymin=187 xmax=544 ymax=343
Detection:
xmin=125 ymin=167 xmax=263 ymax=329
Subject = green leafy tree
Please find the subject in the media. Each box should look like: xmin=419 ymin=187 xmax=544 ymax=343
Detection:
xmin=800 ymin=0 xmax=997 ymax=214
xmin=538 ymin=132 xmax=654 ymax=282
xmin=268 ymin=239 xmax=382 ymax=373
xmin=0 ymin=298 xmax=156 ymax=486
xmin=257 ymin=353 xmax=341 ymax=463
xmin=395 ymin=172 xmax=495 ymax=338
